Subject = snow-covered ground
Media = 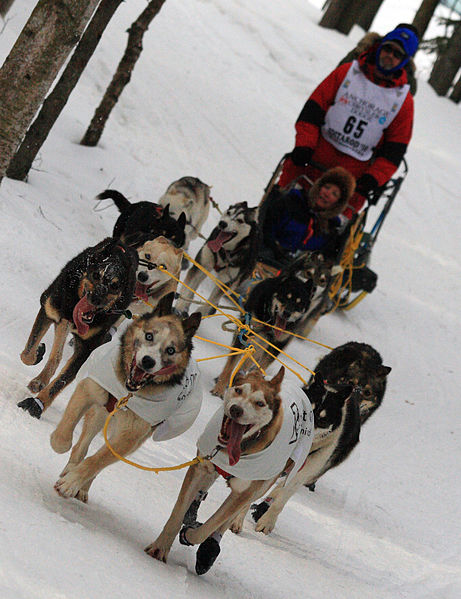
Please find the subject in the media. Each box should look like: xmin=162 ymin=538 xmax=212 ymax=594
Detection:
xmin=0 ymin=1 xmax=460 ymax=597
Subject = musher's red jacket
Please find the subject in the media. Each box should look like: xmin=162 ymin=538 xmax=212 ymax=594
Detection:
xmin=279 ymin=48 xmax=414 ymax=217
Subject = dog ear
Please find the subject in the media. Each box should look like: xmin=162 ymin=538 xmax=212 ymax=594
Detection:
xmin=162 ymin=204 xmax=170 ymax=218
xmin=154 ymin=292 xmax=175 ymax=316
xmin=376 ymin=365 xmax=392 ymax=378
xmin=176 ymin=212 xmax=187 ymax=230
xmin=270 ymin=366 xmax=285 ymax=390
xmin=181 ymin=311 xmax=202 ymax=338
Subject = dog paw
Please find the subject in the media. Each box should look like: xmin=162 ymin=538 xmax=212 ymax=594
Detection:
xmin=195 ymin=536 xmax=221 ymax=575
xmin=144 ymin=542 xmax=169 ymax=563
xmin=74 ymin=489 xmax=89 ymax=503
xmin=54 ymin=471 xmax=85 ymax=499
xmin=50 ymin=430 xmax=72 ymax=454
xmin=254 ymin=513 xmax=276 ymax=535
xmin=27 ymin=377 xmax=46 ymax=394
xmin=20 ymin=343 xmax=45 ymax=366
xmin=17 ymin=397 xmax=43 ymax=419
xmin=229 ymin=514 xmax=245 ymax=534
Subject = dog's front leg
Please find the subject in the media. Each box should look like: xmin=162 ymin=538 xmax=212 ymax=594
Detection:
xmin=145 ymin=459 xmax=217 ymax=563
xmin=255 ymin=446 xmax=333 ymax=534
xmin=228 ymin=477 xmax=275 ymax=534
xmin=54 ymin=409 xmax=151 ymax=500
xmin=27 ymin=319 xmax=70 ymax=393
xmin=20 ymin=306 xmax=53 ymax=367
xmin=34 ymin=338 xmax=92 ymax=410
xmin=185 ymin=478 xmax=271 ymax=546
xmin=51 ymin=378 xmax=108 ymax=454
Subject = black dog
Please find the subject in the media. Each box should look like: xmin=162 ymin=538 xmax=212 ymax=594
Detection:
xmin=211 ymin=273 xmax=314 ymax=396
xmin=307 ymin=341 xmax=391 ymax=424
xmin=249 ymin=343 xmax=391 ymax=533
xmin=18 ymin=238 xmax=138 ymax=418
xmin=97 ymin=189 xmax=186 ymax=249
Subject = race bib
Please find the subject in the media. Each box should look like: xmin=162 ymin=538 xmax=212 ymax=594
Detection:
xmin=321 ymin=61 xmax=409 ymax=161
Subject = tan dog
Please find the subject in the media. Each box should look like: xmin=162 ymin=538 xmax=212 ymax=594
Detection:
xmin=158 ymin=176 xmax=211 ymax=251
xmin=132 ymin=236 xmax=183 ymax=315
xmin=145 ymin=367 xmax=314 ymax=575
xmin=50 ymin=293 xmax=202 ymax=503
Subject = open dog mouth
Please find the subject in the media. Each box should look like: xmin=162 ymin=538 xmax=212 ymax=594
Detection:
xmin=73 ymin=295 xmax=97 ymax=336
xmin=274 ymin=313 xmax=287 ymax=339
xmin=134 ymin=280 xmax=159 ymax=301
xmin=207 ymin=230 xmax=236 ymax=253
xmin=217 ymin=415 xmax=253 ymax=466
xmin=126 ymin=358 xmax=176 ymax=392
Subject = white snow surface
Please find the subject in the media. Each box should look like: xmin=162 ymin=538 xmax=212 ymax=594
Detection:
xmin=0 ymin=1 xmax=460 ymax=598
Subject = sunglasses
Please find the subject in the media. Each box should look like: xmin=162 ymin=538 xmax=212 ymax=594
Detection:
xmin=381 ymin=44 xmax=406 ymax=61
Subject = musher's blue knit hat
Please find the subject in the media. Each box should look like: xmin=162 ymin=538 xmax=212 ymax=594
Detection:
xmin=377 ymin=24 xmax=419 ymax=74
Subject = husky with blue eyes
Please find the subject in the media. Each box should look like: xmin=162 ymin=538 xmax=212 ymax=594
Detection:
xmin=50 ymin=293 xmax=202 ymax=503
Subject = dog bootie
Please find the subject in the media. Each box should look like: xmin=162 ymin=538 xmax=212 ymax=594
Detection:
xmin=195 ymin=533 xmax=221 ymax=575
xmin=183 ymin=491 xmax=208 ymax=527
xmin=17 ymin=397 xmax=44 ymax=419
xmin=250 ymin=499 xmax=271 ymax=522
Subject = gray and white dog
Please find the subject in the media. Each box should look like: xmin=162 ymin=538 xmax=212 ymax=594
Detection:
xmin=158 ymin=176 xmax=212 ymax=252
xmin=175 ymin=201 xmax=260 ymax=316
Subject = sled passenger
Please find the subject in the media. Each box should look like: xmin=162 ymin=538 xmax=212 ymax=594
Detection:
xmin=260 ymin=166 xmax=355 ymax=264
xmin=278 ymin=24 xmax=419 ymax=224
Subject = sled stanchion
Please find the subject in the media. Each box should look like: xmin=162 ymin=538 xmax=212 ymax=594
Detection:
xmin=258 ymin=153 xmax=290 ymax=207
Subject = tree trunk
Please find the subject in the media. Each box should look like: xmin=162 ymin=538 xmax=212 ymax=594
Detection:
xmin=356 ymin=0 xmax=385 ymax=32
xmin=0 ymin=0 xmax=100 ymax=184
xmin=7 ymin=0 xmax=123 ymax=181
xmin=412 ymin=0 xmax=440 ymax=40
xmin=81 ymin=0 xmax=167 ymax=147
xmin=0 ymin=0 xmax=15 ymax=17
xmin=335 ymin=0 xmax=370 ymax=35
xmin=428 ymin=20 xmax=461 ymax=96
xmin=319 ymin=0 xmax=354 ymax=30
xmin=449 ymin=73 xmax=461 ymax=103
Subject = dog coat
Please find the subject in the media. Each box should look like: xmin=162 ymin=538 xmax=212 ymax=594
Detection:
xmin=197 ymin=378 xmax=314 ymax=483
xmin=84 ymin=333 xmax=202 ymax=442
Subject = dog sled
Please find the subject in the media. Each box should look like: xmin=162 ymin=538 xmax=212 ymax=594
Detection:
xmin=254 ymin=154 xmax=409 ymax=310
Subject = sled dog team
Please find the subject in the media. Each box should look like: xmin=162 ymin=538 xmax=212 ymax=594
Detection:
xmin=18 ymin=176 xmax=391 ymax=576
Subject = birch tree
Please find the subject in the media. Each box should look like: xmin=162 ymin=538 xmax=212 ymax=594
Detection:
xmin=0 ymin=0 xmax=101 ymax=184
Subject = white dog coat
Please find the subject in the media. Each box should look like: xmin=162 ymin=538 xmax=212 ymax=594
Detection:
xmin=197 ymin=378 xmax=313 ymax=483
xmin=84 ymin=332 xmax=202 ymax=441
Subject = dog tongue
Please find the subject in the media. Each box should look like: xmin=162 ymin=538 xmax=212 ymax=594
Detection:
xmin=207 ymin=230 xmax=233 ymax=253
xmin=135 ymin=281 xmax=149 ymax=301
xmin=226 ymin=420 xmax=246 ymax=466
xmin=274 ymin=314 xmax=287 ymax=339
xmin=72 ymin=296 xmax=95 ymax=336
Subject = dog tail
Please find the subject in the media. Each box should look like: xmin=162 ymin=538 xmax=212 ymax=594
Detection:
xmin=96 ymin=189 xmax=131 ymax=212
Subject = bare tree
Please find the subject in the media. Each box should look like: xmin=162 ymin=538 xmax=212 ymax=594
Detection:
xmin=428 ymin=19 xmax=461 ymax=96
xmin=0 ymin=0 xmax=100 ymax=184
xmin=81 ymin=0 xmax=167 ymax=147
xmin=7 ymin=0 xmax=123 ymax=181
xmin=319 ymin=0 xmax=383 ymax=35
xmin=449 ymin=73 xmax=461 ymax=102
xmin=356 ymin=0 xmax=385 ymax=32
xmin=319 ymin=0 xmax=355 ymax=31
xmin=412 ymin=0 xmax=440 ymax=40
xmin=0 ymin=0 xmax=15 ymax=18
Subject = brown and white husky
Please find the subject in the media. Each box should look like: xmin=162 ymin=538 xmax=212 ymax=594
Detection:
xmin=50 ymin=293 xmax=202 ymax=503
